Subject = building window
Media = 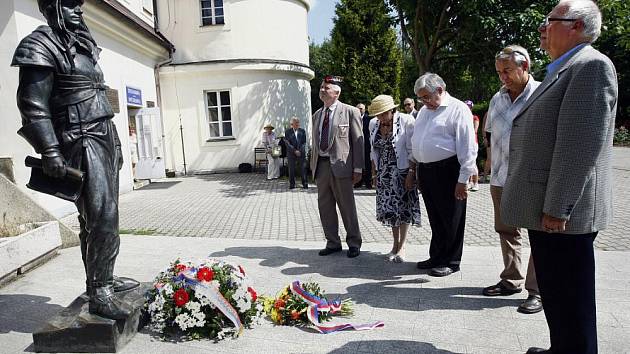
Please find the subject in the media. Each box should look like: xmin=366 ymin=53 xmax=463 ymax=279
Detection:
xmin=142 ymin=0 xmax=153 ymax=14
xmin=205 ymin=90 xmax=232 ymax=138
xmin=200 ymin=0 xmax=224 ymax=26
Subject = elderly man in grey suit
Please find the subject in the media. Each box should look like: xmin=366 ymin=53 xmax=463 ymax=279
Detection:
xmin=501 ymin=1 xmax=618 ymax=353
xmin=311 ymin=75 xmax=364 ymax=258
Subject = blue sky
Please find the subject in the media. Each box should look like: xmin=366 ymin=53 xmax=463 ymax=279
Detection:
xmin=308 ymin=0 xmax=339 ymax=44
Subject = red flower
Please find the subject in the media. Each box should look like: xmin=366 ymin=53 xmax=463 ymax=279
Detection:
xmin=238 ymin=265 xmax=246 ymax=276
xmin=196 ymin=267 xmax=214 ymax=282
xmin=175 ymin=264 xmax=187 ymax=272
xmin=274 ymin=299 xmax=286 ymax=309
xmin=173 ymin=288 xmax=189 ymax=307
xmin=247 ymin=287 xmax=257 ymax=302
xmin=290 ymin=310 xmax=300 ymax=320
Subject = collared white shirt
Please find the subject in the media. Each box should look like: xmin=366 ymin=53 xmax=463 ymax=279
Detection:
xmin=410 ymin=93 xmax=478 ymax=184
xmin=486 ymin=75 xmax=541 ymax=187
xmin=317 ymin=101 xmax=339 ymax=157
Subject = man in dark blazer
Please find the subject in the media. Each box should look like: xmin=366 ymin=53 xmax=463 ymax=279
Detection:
xmin=310 ymin=75 xmax=364 ymax=258
xmin=284 ymin=117 xmax=308 ymax=189
xmin=501 ymin=1 xmax=618 ymax=353
xmin=354 ymin=103 xmax=372 ymax=189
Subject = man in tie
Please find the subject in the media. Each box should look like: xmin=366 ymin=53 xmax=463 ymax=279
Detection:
xmin=502 ymin=1 xmax=618 ymax=353
xmin=284 ymin=117 xmax=308 ymax=189
xmin=310 ymin=75 xmax=364 ymax=258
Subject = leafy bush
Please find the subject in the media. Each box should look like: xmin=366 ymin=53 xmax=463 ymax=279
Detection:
xmin=614 ymin=126 xmax=630 ymax=146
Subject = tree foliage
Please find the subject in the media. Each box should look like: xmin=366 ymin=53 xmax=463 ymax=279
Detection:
xmin=328 ymin=0 xmax=402 ymax=107
xmin=309 ymin=40 xmax=334 ymax=113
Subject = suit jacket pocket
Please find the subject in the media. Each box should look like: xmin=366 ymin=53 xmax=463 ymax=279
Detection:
xmin=528 ymin=169 xmax=549 ymax=184
xmin=338 ymin=124 xmax=349 ymax=138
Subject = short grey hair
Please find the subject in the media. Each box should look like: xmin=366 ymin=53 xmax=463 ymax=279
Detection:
xmin=559 ymin=0 xmax=602 ymax=42
xmin=496 ymin=45 xmax=532 ymax=70
xmin=290 ymin=116 xmax=299 ymax=123
xmin=414 ymin=73 xmax=446 ymax=94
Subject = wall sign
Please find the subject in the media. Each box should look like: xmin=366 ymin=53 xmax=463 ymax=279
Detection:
xmin=126 ymin=86 xmax=143 ymax=107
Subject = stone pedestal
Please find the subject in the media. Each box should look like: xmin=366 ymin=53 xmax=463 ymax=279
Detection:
xmin=33 ymin=283 xmax=150 ymax=353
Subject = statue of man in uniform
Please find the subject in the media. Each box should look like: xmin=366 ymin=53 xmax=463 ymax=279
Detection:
xmin=12 ymin=0 xmax=138 ymax=320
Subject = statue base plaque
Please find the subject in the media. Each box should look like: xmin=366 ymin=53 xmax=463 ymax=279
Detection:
xmin=33 ymin=283 xmax=150 ymax=353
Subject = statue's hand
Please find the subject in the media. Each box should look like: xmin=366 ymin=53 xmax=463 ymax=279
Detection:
xmin=42 ymin=151 xmax=66 ymax=178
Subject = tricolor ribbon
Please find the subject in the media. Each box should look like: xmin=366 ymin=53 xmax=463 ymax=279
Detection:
xmin=178 ymin=269 xmax=244 ymax=336
xmin=290 ymin=281 xmax=384 ymax=334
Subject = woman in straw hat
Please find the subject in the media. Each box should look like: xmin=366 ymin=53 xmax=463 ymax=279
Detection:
xmin=368 ymin=95 xmax=422 ymax=262
xmin=262 ymin=123 xmax=280 ymax=179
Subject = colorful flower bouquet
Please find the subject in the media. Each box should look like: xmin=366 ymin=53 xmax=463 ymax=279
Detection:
xmin=144 ymin=259 xmax=262 ymax=340
xmin=261 ymin=281 xmax=384 ymax=333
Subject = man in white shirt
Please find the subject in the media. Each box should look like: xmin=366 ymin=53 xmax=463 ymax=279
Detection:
xmin=408 ymin=73 xmax=477 ymax=277
xmin=482 ymin=45 xmax=542 ymax=315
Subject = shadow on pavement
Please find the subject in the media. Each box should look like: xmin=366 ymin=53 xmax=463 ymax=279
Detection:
xmin=0 ymin=294 xmax=64 ymax=334
xmin=138 ymin=181 xmax=181 ymax=190
xmin=195 ymin=174 xmax=317 ymax=198
xmin=210 ymin=246 xmax=422 ymax=280
xmin=210 ymin=246 xmax=522 ymax=313
xmin=329 ymin=340 xmax=462 ymax=353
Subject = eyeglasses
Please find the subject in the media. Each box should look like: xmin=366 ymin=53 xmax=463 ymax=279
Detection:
xmin=495 ymin=47 xmax=528 ymax=60
xmin=540 ymin=16 xmax=578 ymax=28
xmin=404 ymin=103 xmax=413 ymax=106
xmin=416 ymin=94 xmax=434 ymax=103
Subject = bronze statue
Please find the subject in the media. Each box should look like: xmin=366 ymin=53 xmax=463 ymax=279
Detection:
xmin=12 ymin=0 xmax=138 ymax=320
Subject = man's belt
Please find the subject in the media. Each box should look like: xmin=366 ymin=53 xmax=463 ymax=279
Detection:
xmin=418 ymin=155 xmax=458 ymax=169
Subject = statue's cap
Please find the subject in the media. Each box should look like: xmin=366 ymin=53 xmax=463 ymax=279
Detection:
xmin=37 ymin=0 xmax=84 ymax=14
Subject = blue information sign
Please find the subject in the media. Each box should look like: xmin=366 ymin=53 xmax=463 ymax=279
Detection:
xmin=126 ymin=86 xmax=142 ymax=106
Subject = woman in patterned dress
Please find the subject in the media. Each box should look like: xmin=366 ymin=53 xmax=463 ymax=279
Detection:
xmin=368 ymin=95 xmax=422 ymax=262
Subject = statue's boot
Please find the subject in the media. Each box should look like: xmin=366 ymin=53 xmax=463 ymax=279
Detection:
xmin=88 ymin=286 xmax=131 ymax=320
xmin=113 ymin=276 xmax=140 ymax=292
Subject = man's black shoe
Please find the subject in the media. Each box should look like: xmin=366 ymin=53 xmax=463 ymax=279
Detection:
xmin=526 ymin=347 xmax=550 ymax=353
xmin=518 ymin=295 xmax=543 ymax=314
xmin=347 ymin=247 xmax=360 ymax=258
xmin=302 ymin=184 xmax=308 ymax=189
xmin=289 ymin=185 xmax=296 ymax=189
xmin=429 ymin=265 xmax=460 ymax=277
xmin=416 ymin=259 xmax=434 ymax=269
xmin=318 ymin=247 xmax=342 ymax=256
xmin=482 ymin=282 xmax=522 ymax=296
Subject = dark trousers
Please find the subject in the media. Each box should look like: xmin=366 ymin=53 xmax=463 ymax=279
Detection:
xmin=69 ymin=120 xmax=121 ymax=289
xmin=529 ymin=230 xmax=598 ymax=354
xmin=287 ymin=154 xmax=307 ymax=187
xmin=417 ymin=155 xmax=466 ymax=267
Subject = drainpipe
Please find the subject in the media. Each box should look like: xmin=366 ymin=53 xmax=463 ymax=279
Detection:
xmin=152 ymin=0 xmax=185 ymax=175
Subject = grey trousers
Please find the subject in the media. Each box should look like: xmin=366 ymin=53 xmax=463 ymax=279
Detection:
xmin=315 ymin=158 xmax=362 ymax=249
xmin=491 ymin=185 xmax=538 ymax=295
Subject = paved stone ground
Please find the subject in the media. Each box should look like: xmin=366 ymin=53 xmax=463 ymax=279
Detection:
xmin=65 ymin=147 xmax=628 ymax=251
xmin=0 ymin=238 xmax=628 ymax=354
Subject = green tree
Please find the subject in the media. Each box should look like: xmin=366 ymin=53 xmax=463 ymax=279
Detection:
xmin=309 ymin=40 xmax=334 ymax=113
xmin=329 ymin=0 xmax=402 ymax=106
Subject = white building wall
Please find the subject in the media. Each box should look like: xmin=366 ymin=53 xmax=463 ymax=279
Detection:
xmin=156 ymin=0 xmax=314 ymax=173
xmin=0 ymin=0 xmax=169 ymax=217
xmin=157 ymin=0 xmax=310 ymax=64
xmin=160 ymin=63 xmax=312 ymax=172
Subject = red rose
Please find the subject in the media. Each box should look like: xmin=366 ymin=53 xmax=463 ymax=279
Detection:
xmin=196 ymin=267 xmax=214 ymax=282
xmin=247 ymin=287 xmax=257 ymax=302
xmin=238 ymin=265 xmax=246 ymax=276
xmin=290 ymin=310 xmax=300 ymax=320
xmin=173 ymin=288 xmax=189 ymax=307
xmin=274 ymin=299 xmax=286 ymax=309
xmin=175 ymin=264 xmax=187 ymax=272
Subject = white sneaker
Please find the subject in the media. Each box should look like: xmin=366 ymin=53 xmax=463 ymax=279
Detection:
xmin=470 ymin=183 xmax=479 ymax=191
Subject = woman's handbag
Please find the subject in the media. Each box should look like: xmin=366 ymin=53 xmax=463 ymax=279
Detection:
xmin=271 ymin=145 xmax=282 ymax=157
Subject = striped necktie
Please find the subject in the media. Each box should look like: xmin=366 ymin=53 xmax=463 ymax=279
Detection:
xmin=320 ymin=108 xmax=331 ymax=151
